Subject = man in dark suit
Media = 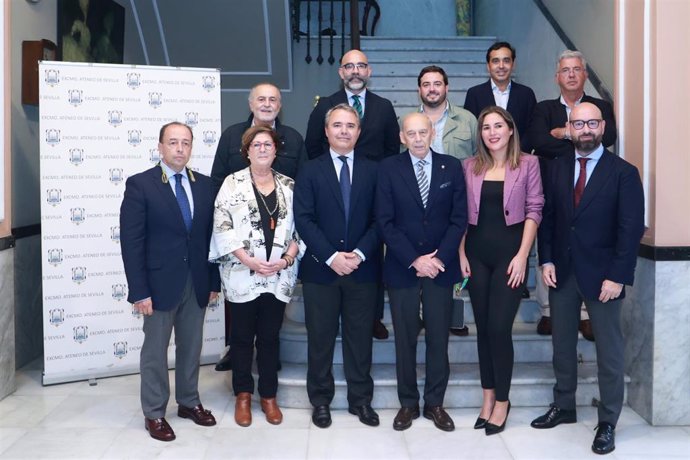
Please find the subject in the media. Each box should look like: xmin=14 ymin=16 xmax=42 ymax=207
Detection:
xmin=295 ymin=104 xmax=382 ymax=429
xmin=531 ymin=103 xmax=644 ymax=455
xmin=526 ymin=50 xmax=618 ymax=339
xmin=120 ymin=122 xmax=221 ymax=442
xmin=305 ymin=48 xmax=399 ymax=340
xmin=210 ymin=82 xmax=307 ymax=372
xmin=464 ymin=41 xmax=536 ymax=151
xmin=376 ymin=113 xmax=467 ymax=432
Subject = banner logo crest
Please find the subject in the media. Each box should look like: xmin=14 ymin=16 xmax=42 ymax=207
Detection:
xmin=72 ymin=266 xmax=87 ymax=284
xmin=48 ymin=308 xmax=65 ymax=327
xmin=126 ymin=72 xmax=141 ymax=89
xmin=128 ymin=130 xmax=142 ymax=146
xmin=73 ymin=325 xmax=89 ymax=343
xmin=112 ymin=284 xmax=127 ymax=301
xmin=68 ymin=89 xmax=83 ymax=106
xmin=69 ymin=148 xmax=84 ymax=166
xmin=108 ymin=110 xmax=123 ymax=127
xmin=202 ymin=130 xmax=217 ymax=146
xmin=109 ymin=168 xmax=124 ymax=185
xmin=70 ymin=207 xmax=86 ymax=224
xmin=185 ymin=112 xmax=199 ymax=127
xmin=47 ymin=248 xmax=63 ymax=266
xmin=46 ymin=189 xmax=62 ymax=206
xmin=113 ymin=341 xmax=128 ymax=359
xmin=110 ymin=226 xmax=120 ymax=243
xmin=45 ymin=69 xmax=60 ymax=86
xmin=46 ymin=129 xmax=61 ymax=146
xmin=148 ymin=92 xmax=162 ymax=109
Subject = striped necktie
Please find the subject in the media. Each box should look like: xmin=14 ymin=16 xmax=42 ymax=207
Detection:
xmin=352 ymin=94 xmax=363 ymax=119
xmin=416 ymin=159 xmax=429 ymax=208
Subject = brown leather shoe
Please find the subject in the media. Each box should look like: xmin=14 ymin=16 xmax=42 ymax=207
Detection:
xmin=178 ymin=404 xmax=216 ymax=426
xmin=579 ymin=319 xmax=595 ymax=342
xmin=373 ymin=319 xmax=389 ymax=340
xmin=423 ymin=405 xmax=455 ymax=432
xmin=145 ymin=417 xmax=176 ymax=442
xmin=393 ymin=405 xmax=420 ymax=431
xmin=537 ymin=316 xmax=552 ymax=335
xmin=260 ymin=397 xmax=283 ymax=425
xmin=235 ymin=392 xmax=252 ymax=427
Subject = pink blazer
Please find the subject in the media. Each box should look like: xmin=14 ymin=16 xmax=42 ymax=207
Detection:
xmin=463 ymin=154 xmax=544 ymax=226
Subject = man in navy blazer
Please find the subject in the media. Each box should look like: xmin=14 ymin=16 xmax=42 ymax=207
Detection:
xmin=304 ymin=49 xmax=399 ymax=162
xmin=377 ymin=113 xmax=467 ymax=432
xmin=464 ymin=41 xmax=536 ymax=151
xmin=295 ymin=104 xmax=382 ymax=429
xmin=120 ymin=122 xmax=221 ymax=442
xmin=305 ymin=48 xmax=399 ymax=340
xmin=526 ymin=50 xmax=618 ymax=339
xmin=531 ymin=103 xmax=644 ymax=455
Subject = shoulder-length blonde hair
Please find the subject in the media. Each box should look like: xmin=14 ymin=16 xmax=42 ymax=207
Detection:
xmin=472 ymin=106 xmax=521 ymax=175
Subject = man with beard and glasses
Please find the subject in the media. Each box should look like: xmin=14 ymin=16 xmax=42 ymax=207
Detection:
xmin=305 ymin=49 xmax=399 ymax=340
xmin=531 ymin=102 xmax=644 ymax=456
xmin=526 ymin=50 xmax=618 ymax=341
xmin=210 ymin=82 xmax=308 ymax=372
xmin=415 ymin=65 xmax=477 ymax=337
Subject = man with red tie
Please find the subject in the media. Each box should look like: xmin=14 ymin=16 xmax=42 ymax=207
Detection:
xmin=531 ymin=102 xmax=644 ymax=455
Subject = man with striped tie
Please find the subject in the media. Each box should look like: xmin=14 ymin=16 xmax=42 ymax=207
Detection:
xmin=376 ymin=113 xmax=468 ymax=432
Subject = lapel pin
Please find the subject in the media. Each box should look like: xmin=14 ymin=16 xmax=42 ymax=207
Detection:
xmin=441 ymin=165 xmax=445 ymax=169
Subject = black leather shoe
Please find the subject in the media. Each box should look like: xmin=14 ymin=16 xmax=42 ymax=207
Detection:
xmin=592 ymin=422 xmax=615 ymax=455
xmin=531 ymin=405 xmax=577 ymax=429
xmin=423 ymin=405 xmax=455 ymax=432
xmin=373 ymin=320 xmax=389 ymax=340
xmin=214 ymin=350 xmax=232 ymax=372
xmin=473 ymin=416 xmax=487 ymax=429
xmin=449 ymin=325 xmax=469 ymax=336
xmin=485 ymin=401 xmax=510 ymax=436
xmin=393 ymin=406 xmax=419 ymax=431
xmin=348 ymin=405 xmax=380 ymax=427
xmin=537 ymin=316 xmax=552 ymax=335
xmin=522 ymin=286 xmax=531 ymax=299
xmin=312 ymin=405 xmax=331 ymax=428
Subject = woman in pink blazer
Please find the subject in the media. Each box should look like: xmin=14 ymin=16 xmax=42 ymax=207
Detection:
xmin=459 ymin=106 xmax=544 ymax=435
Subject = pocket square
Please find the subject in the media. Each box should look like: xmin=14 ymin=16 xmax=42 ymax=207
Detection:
xmin=440 ymin=181 xmax=452 ymax=189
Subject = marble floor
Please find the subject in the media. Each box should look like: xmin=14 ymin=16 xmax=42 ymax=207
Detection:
xmin=0 ymin=361 xmax=688 ymax=460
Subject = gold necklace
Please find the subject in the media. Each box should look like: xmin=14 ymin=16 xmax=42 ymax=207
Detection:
xmin=251 ymin=172 xmax=279 ymax=230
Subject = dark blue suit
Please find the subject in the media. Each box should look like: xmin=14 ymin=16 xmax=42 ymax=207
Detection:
xmin=463 ymin=79 xmax=536 ymax=150
xmin=120 ymin=164 xmax=220 ymax=419
xmin=294 ymin=153 xmax=381 ymax=407
xmin=538 ymin=149 xmax=644 ymax=425
xmin=376 ymin=150 xmax=467 ymax=408
xmin=304 ymin=89 xmax=400 ymax=161
xmin=120 ymin=165 xmax=219 ymax=310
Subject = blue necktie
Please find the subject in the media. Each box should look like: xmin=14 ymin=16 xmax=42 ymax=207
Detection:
xmin=174 ymin=173 xmax=192 ymax=232
xmin=338 ymin=156 xmax=351 ymax=224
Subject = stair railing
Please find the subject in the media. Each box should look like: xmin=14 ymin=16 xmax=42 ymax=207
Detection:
xmin=292 ymin=0 xmax=380 ymax=64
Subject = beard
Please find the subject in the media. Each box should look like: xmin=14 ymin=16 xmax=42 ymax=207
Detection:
xmin=344 ymin=75 xmax=368 ymax=92
xmin=421 ymin=91 xmax=446 ymax=109
xmin=573 ymin=132 xmax=602 ymax=153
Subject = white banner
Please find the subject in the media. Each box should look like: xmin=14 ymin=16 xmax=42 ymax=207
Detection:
xmin=39 ymin=62 xmax=224 ymax=385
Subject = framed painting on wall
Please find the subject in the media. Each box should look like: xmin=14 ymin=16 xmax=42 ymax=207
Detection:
xmin=58 ymin=0 xmax=125 ymax=63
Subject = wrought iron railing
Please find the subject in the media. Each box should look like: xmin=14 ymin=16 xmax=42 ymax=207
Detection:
xmin=291 ymin=0 xmax=380 ymax=64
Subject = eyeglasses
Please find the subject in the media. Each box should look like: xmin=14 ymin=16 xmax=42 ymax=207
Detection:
xmin=340 ymin=62 xmax=368 ymax=71
xmin=251 ymin=142 xmax=275 ymax=150
xmin=569 ymin=119 xmax=602 ymax=130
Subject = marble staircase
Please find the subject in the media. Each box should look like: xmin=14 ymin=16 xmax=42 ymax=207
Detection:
xmin=273 ymin=36 xmax=627 ymax=410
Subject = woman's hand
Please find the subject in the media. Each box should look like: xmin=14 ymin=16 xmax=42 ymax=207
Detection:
xmin=506 ymin=253 xmax=528 ymax=289
xmin=459 ymin=252 xmax=472 ymax=278
xmin=244 ymin=257 xmax=281 ymax=277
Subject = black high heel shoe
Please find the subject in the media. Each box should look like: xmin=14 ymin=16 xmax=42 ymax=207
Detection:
xmin=473 ymin=416 xmax=487 ymax=429
xmin=485 ymin=401 xmax=511 ymax=436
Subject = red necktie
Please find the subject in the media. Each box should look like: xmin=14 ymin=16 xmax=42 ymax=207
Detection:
xmin=574 ymin=157 xmax=589 ymax=207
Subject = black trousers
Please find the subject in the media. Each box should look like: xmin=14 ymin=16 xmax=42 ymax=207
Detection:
xmin=466 ymin=252 xmax=524 ymax=401
xmin=303 ymin=277 xmax=377 ymax=407
xmin=389 ymin=279 xmax=453 ymax=408
xmin=229 ymin=293 xmax=286 ymax=398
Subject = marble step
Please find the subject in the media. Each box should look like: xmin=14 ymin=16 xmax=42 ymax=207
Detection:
xmin=273 ymin=361 xmax=628 ymax=409
xmin=371 ymin=74 xmax=488 ymax=91
xmin=371 ymin=60 xmax=487 ymax=74
xmin=279 ymin=319 xmax=596 ymax=365
xmin=360 ymin=36 xmax=497 ymax=50
xmin=363 ymin=48 xmax=486 ymax=61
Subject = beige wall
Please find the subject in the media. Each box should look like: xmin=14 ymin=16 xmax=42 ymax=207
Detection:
xmin=617 ymin=0 xmax=690 ymax=247
xmin=543 ymin=0 xmax=615 ymax=95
